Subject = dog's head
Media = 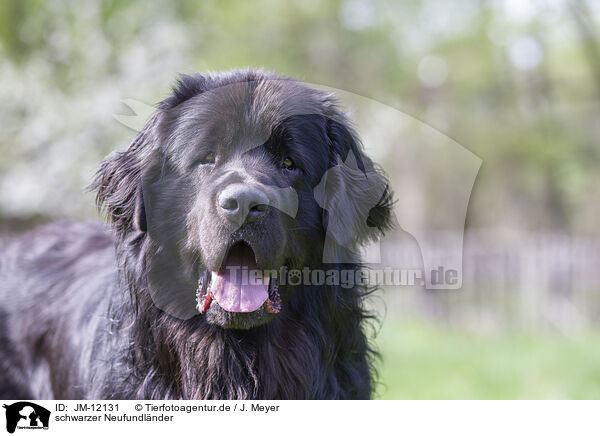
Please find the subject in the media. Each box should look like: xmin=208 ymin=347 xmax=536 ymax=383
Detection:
xmin=94 ymin=70 xmax=393 ymax=329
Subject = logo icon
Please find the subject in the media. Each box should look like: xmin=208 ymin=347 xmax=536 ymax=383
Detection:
xmin=3 ymin=402 xmax=50 ymax=434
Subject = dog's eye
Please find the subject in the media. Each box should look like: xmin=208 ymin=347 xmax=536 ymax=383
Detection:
xmin=282 ymin=157 xmax=295 ymax=169
xmin=201 ymin=152 xmax=215 ymax=164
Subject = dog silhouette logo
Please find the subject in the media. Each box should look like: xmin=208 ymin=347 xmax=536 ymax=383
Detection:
xmin=3 ymin=402 xmax=50 ymax=433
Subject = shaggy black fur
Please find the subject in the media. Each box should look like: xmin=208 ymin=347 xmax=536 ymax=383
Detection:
xmin=0 ymin=70 xmax=393 ymax=399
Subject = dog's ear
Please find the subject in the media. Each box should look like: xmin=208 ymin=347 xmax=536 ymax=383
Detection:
xmin=92 ymin=74 xmax=209 ymax=237
xmin=91 ymin=116 xmax=156 ymax=237
xmin=315 ymin=117 xmax=394 ymax=261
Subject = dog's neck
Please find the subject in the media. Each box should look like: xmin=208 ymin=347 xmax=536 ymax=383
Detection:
xmin=109 ymin=282 xmax=373 ymax=400
xmin=110 ymin=240 xmax=374 ymax=399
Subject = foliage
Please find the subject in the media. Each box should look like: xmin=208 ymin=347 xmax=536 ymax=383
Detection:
xmin=0 ymin=0 xmax=598 ymax=234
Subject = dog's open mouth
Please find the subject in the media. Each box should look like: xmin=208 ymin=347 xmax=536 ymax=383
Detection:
xmin=196 ymin=242 xmax=281 ymax=315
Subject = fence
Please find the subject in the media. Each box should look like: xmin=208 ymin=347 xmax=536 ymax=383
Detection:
xmin=379 ymin=231 xmax=600 ymax=332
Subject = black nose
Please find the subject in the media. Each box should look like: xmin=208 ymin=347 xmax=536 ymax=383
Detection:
xmin=218 ymin=183 xmax=269 ymax=225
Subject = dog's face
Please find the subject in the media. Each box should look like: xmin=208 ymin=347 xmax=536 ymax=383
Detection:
xmin=95 ymin=71 xmax=392 ymax=330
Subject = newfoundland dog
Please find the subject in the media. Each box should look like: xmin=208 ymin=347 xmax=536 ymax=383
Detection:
xmin=0 ymin=70 xmax=393 ymax=400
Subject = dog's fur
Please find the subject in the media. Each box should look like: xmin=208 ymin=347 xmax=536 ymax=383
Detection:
xmin=0 ymin=70 xmax=393 ymax=399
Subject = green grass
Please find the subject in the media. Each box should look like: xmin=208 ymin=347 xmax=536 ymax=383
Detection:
xmin=374 ymin=320 xmax=600 ymax=399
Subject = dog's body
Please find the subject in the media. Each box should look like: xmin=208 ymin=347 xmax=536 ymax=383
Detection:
xmin=0 ymin=222 xmax=116 ymax=399
xmin=0 ymin=70 xmax=392 ymax=399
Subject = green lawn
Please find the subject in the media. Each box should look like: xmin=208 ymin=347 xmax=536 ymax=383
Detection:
xmin=375 ymin=320 xmax=600 ymax=399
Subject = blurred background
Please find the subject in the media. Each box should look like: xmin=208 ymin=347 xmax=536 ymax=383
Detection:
xmin=1 ymin=0 xmax=599 ymax=398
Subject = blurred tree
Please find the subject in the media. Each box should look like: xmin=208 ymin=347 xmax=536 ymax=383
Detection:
xmin=0 ymin=0 xmax=598 ymax=235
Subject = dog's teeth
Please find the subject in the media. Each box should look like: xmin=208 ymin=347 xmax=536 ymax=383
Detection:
xmin=266 ymin=279 xmax=281 ymax=314
xmin=268 ymin=276 xmax=280 ymax=294
xmin=198 ymin=270 xmax=210 ymax=292
xmin=265 ymin=297 xmax=281 ymax=314
xmin=202 ymin=293 xmax=212 ymax=314
xmin=196 ymin=270 xmax=212 ymax=314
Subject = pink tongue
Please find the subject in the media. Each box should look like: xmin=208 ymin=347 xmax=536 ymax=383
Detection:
xmin=210 ymin=244 xmax=269 ymax=313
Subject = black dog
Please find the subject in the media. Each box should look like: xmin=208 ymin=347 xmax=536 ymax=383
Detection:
xmin=0 ymin=70 xmax=393 ymax=399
